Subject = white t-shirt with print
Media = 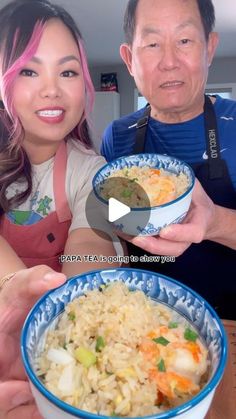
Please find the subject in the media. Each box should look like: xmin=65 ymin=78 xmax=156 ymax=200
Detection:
xmin=5 ymin=139 xmax=123 ymax=255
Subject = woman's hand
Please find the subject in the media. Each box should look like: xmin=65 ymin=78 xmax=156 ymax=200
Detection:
xmin=0 ymin=265 xmax=67 ymax=419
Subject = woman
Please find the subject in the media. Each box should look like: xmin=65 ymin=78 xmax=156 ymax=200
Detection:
xmin=0 ymin=0 xmax=124 ymax=416
xmin=0 ymin=0 xmax=122 ymax=278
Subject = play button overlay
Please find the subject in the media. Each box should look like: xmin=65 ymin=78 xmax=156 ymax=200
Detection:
xmin=85 ymin=176 xmax=151 ymax=241
xmin=108 ymin=198 xmax=130 ymax=222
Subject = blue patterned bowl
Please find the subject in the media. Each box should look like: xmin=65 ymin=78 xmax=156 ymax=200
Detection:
xmin=92 ymin=154 xmax=195 ymax=236
xmin=21 ymin=268 xmax=227 ymax=419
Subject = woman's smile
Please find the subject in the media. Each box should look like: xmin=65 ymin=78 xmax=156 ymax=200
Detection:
xmin=35 ymin=107 xmax=65 ymax=124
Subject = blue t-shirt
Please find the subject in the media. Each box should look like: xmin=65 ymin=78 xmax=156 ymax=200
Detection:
xmin=101 ymin=96 xmax=236 ymax=319
xmin=101 ymin=95 xmax=236 ymax=189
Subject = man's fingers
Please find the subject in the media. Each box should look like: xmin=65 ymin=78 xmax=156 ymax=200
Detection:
xmin=159 ymin=222 xmax=205 ymax=244
xmin=0 ymin=381 xmax=33 ymax=411
xmin=128 ymin=235 xmax=191 ymax=256
xmin=115 ymin=231 xmax=134 ymax=242
xmin=117 ymin=230 xmax=191 ymax=256
xmin=159 ymin=202 xmax=208 ymax=243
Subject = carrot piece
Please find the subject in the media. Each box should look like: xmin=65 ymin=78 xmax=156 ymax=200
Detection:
xmin=149 ymin=369 xmax=199 ymax=399
xmin=150 ymin=169 xmax=161 ymax=175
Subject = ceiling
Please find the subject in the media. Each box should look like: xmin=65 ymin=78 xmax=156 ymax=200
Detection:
xmin=0 ymin=0 xmax=235 ymax=65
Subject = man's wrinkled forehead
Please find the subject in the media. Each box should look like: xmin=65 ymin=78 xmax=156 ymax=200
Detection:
xmin=133 ymin=0 xmax=202 ymax=35
xmin=135 ymin=0 xmax=199 ymax=22
xmin=140 ymin=18 xmax=201 ymax=37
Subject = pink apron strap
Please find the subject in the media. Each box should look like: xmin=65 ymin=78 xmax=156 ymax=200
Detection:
xmin=53 ymin=141 xmax=71 ymax=223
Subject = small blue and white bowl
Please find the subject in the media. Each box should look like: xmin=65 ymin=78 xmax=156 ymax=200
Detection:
xmin=21 ymin=268 xmax=227 ymax=419
xmin=92 ymin=154 xmax=195 ymax=236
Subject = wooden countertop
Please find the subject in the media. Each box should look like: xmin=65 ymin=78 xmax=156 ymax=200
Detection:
xmin=206 ymin=320 xmax=236 ymax=419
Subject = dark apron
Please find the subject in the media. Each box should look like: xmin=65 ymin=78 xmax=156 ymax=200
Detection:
xmin=127 ymin=96 xmax=236 ymax=319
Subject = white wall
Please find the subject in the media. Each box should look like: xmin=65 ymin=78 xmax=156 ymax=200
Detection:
xmin=90 ymin=65 xmax=136 ymax=117
xmin=90 ymin=56 xmax=236 ymax=118
xmin=90 ymin=91 xmax=120 ymax=152
xmin=208 ymin=57 xmax=236 ymax=84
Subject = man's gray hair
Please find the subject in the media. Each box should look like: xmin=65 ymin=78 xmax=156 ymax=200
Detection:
xmin=124 ymin=0 xmax=215 ymax=44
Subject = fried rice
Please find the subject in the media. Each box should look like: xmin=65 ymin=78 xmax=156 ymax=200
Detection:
xmin=36 ymin=282 xmax=209 ymax=417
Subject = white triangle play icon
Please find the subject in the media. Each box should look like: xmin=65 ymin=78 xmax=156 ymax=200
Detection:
xmin=108 ymin=198 xmax=131 ymax=222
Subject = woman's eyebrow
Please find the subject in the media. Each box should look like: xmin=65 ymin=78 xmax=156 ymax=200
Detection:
xmin=57 ymin=55 xmax=80 ymax=65
xmin=29 ymin=55 xmax=80 ymax=65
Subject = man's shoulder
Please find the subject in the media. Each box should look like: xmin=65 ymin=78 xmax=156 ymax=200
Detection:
xmin=102 ymin=108 xmax=146 ymax=160
xmin=111 ymin=108 xmax=146 ymax=131
xmin=215 ymin=95 xmax=236 ymax=116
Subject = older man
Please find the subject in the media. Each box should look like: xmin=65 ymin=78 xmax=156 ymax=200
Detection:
xmin=101 ymin=0 xmax=236 ymax=319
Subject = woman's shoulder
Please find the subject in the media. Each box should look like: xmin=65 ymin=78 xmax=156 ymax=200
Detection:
xmin=66 ymin=139 xmax=106 ymax=171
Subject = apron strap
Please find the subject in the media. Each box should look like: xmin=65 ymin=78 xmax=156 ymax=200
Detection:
xmin=133 ymin=104 xmax=151 ymax=154
xmin=53 ymin=141 xmax=71 ymax=223
xmin=203 ymin=95 xmax=224 ymax=179
xmin=133 ymin=96 xmax=225 ymax=181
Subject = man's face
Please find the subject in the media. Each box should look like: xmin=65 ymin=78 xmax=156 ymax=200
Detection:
xmin=121 ymin=0 xmax=218 ymax=122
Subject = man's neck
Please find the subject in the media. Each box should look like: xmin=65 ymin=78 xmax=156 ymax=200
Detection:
xmin=150 ymin=96 xmax=216 ymax=124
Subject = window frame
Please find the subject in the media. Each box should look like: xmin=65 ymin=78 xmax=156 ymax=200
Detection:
xmin=205 ymin=83 xmax=236 ymax=100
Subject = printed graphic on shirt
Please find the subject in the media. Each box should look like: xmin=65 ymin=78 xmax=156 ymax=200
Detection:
xmin=7 ymin=210 xmax=43 ymax=225
xmin=36 ymin=196 xmax=52 ymax=216
xmin=220 ymin=116 xmax=234 ymax=121
xmin=202 ymin=148 xmax=227 ymax=160
xmin=7 ymin=192 xmax=53 ymax=225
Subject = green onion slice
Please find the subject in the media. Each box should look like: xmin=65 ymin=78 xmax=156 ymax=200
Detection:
xmin=157 ymin=358 xmax=166 ymax=372
xmin=95 ymin=336 xmax=105 ymax=352
xmin=152 ymin=336 xmax=170 ymax=346
xmin=168 ymin=322 xmax=178 ymax=329
xmin=184 ymin=327 xmax=198 ymax=342
xmin=68 ymin=311 xmax=76 ymax=321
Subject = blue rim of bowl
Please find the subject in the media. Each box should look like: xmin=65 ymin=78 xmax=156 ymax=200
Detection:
xmin=21 ymin=268 xmax=227 ymax=419
xmin=92 ymin=154 xmax=195 ymax=211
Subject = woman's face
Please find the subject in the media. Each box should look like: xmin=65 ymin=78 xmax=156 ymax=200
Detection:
xmin=12 ymin=19 xmax=85 ymax=152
